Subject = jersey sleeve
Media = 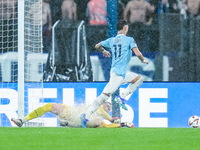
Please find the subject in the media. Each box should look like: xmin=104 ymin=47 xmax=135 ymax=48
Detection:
xmin=101 ymin=121 xmax=119 ymax=128
xmin=97 ymin=105 xmax=112 ymax=121
xmin=101 ymin=38 xmax=111 ymax=48
xmin=130 ymin=37 xmax=138 ymax=49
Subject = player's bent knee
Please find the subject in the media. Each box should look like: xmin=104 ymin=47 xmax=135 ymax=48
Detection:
xmin=138 ymin=76 xmax=144 ymax=84
xmin=137 ymin=76 xmax=143 ymax=86
xmin=131 ymin=75 xmax=143 ymax=84
xmin=51 ymin=103 xmax=65 ymax=115
xmin=130 ymin=76 xmax=143 ymax=88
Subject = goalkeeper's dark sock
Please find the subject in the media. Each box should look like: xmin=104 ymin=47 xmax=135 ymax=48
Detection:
xmin=120 ymin=122 xmax=126 ymax=127
xmin=25 ymin=103 xmax=52 ymax=121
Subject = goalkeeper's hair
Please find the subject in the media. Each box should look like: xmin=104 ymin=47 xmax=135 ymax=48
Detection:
xmin=103 ymin=101 xmax=112 ymax=106
xmin=117 ymin=20 xmax=129 ymax=31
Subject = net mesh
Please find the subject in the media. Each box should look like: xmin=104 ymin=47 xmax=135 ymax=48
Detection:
xmin=0 ymin=0 xmax=45 ymax=127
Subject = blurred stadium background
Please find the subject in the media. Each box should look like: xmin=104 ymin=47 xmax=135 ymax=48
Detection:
xmin=0 ymin=0 xmax=200 ymax=127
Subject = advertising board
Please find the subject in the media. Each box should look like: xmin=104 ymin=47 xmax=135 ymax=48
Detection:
xmin=1 ymin=82 xmax=199 ymax=127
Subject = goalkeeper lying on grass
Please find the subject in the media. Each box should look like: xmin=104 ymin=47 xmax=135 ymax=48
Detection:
xmin=11 ymin=102 xmax=134 ymax=128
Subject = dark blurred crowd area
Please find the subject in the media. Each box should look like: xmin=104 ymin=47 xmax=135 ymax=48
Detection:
xmin=45 ymin=0 xmax=197 ymax=53
xmin=1 ymin=0 xmax=200 ymax=81
xmin=43 ymin=0 xmax=200 ymax=81
xmin=1 ymin=0 xmax=200 ymax=53
xmin=43 ymin=0 xmax=200 ymax=54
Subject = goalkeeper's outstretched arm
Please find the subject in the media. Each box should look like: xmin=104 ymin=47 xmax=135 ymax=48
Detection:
xmin=97 ymin=105 xmax=120 ymax=123
xmin=97 ymin=103 xmax=134 ymax=128
xmin=101 ymin=121 xmax=134 ymax=128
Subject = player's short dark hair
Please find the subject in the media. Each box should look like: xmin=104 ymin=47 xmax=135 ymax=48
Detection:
xmin=117 ymin=20 xmax=128 ymax=31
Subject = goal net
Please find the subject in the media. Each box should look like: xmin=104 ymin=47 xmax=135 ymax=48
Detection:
xmin=0 ymin=0 xmax=45 ymax=127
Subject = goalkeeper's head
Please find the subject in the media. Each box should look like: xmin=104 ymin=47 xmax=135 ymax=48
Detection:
xmin=117 ymin=20 xmax=129 ymax=35
xmin=102 ymin=102 xmax=112 ymax=113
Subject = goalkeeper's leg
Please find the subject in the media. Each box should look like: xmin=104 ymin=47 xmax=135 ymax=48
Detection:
xmin=25 ymin=103 xmax=52 ymax=121
xmin=11 ymin=103 xmax=57 ymax=127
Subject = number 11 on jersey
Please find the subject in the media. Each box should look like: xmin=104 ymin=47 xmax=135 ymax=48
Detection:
xmin=113 ymin=44 xmax=122 ymax=60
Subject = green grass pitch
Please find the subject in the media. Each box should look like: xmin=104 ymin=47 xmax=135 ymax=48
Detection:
xmin=0 ymin=127 xmax=200 ymax=150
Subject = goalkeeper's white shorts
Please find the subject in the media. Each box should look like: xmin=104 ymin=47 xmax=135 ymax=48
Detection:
xmin=102 ymin=70 xmax=139 ymax=95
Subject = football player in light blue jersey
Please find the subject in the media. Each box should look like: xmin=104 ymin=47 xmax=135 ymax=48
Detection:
xmin=101 ymin=33 xmax=137 ymax=78
xmin=81 ymin=20 xmax=148 ymax=128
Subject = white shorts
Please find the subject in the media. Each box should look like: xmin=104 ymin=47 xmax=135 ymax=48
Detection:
xmin=102 ymin=71 xmax=139 ymax=95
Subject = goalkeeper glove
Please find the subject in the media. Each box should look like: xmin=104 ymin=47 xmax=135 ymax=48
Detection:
xmin=120 ymin=122 xmax=134 ymax=128
xmin=111 ymin=117 xmax=120 ymax=123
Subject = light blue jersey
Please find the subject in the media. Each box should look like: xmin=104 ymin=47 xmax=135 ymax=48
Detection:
xmin=101 ymin=34 xmax=137 ymax=78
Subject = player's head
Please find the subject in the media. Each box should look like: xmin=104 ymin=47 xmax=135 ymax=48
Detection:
xmin=102 ymin=102 xmax=112 ymax=113
xmin=117 ymin=20 xmax=129 ymax=34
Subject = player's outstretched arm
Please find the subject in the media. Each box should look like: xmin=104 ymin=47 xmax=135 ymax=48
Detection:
xmin=97 ymin=105 xmax=113 ymax=122
xmin=132 ymin=47 xmax=148 ymax=64
xmin=95 ymin=42 xmax=111 ymax=57
xmin=97 ymin=105 xmax=120 ymax=123
xmin=100 ymin=121 xmax=134 ymax=128
xmin=101 ymin=121 xmax=119 ymax=128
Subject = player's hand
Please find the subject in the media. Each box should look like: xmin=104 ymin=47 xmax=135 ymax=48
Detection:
xmin=103 ymin=50 xmax=111 ymax=57
xmin=112 ymin=117 xmax=120 ymax=123
xmin=142 ymin=59 xmax=149 ymax=64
